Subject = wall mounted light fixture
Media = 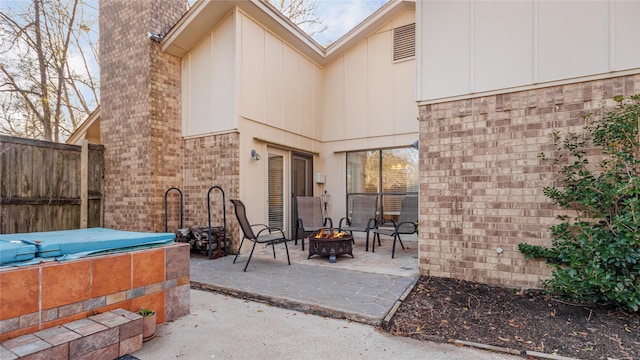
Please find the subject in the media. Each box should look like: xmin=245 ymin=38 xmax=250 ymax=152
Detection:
xmin=250 ymin=149 xmax=261 ymax=161
xmin=147 ymin=32 xmax=164 ymax=42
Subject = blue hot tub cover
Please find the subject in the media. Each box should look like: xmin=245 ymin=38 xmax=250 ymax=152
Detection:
xmin=0 ymin=239 xmax=38 ymax=265
xmin=0 ymin=228 xmax=175 ymax=264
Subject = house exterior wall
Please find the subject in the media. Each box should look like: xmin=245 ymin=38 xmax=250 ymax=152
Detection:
xmin=416 ymin=0 xmax=640 ymax=287
xmin=179 ymin=9 xmax=326 ymax=226
xmin=99 ymin=2 xmax=419 ymax=244
xmin=417 ymin=0 xmax=640 ymax=102
xmin=418 ymin=74 xmax=640 ymax=287
xmin=181 ymin=13 xmax=236 ymax=137
xmin=321 ymin=9 xmax=418 ymax=221
xmin=181 ymin=133 xmax=240 ymax=252
xmin=238 ymin=11 xmax=323 ymax=141
xmin=100 ymin=0 xmax=186 ymax=232
xmin=323 ymin=9 xmax=417 ymax=144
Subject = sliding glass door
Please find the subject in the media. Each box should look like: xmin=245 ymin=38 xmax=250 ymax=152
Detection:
xmin=346 ymin=147 xmax=418 ymax=223
xmin=267 ymin=148 xmax=313 ymax=238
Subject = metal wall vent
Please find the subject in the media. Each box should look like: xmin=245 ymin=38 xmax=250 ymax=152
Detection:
xmin=393 ymin=23 xmax=415 ymax=61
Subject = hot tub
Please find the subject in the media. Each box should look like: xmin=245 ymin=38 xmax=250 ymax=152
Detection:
xmin=0 ymin=231 xmax=190 ymax=343
xmin=0 ymin=228 xmax=175 ymax=266
xmin=0 ymin=239 xmax=38 ymax=265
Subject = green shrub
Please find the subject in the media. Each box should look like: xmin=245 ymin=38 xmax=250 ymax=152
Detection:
xmin=519 ymin=94 xmax=640 ymax=312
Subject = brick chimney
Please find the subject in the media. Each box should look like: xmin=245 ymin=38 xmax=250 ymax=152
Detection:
xmin=99 ymin=0 xmax=187 ymax=231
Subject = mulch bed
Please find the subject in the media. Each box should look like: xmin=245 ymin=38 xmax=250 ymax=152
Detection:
xmin=382 ymin=276 xmax=640 ymax=360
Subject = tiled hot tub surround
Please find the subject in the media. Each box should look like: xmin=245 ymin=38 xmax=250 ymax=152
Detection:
xmin=0 ymin=243 xmax=190 ymax=341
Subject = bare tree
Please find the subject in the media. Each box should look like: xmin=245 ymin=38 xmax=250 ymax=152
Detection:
xmin=0 ymin=0 xmax=98 ymax=142
xmin=268 ymin=0 xmax=327 ymax=37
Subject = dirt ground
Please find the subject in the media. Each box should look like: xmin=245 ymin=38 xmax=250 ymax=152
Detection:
xmin=382 ymin=276 xmax=640 ymax=360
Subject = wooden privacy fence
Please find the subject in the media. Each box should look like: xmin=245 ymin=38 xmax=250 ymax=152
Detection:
xmin=0 ymin=135 xmax=104 ymax=234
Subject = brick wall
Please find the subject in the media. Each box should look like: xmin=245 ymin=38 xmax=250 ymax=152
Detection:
xmin=100 ymin=0 xmax=186 ymax=232
xmin=99 ymin=1 xmax=242 ymax=251
xmin=181 ymin=134 xmax=240 ymax=252
xmin=418 ymin=74 xmax=640 ymax=288
xmin=149 ymin=1 xmax=187 ymax=232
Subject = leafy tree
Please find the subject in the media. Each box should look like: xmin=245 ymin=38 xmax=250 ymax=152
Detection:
xmin=268 ymin=0 xmax=327 ymax=37
xmin=519 ymin=95 xmax=640 ymax=312
xmin=0 ymin=0 xmax=98 ymax=142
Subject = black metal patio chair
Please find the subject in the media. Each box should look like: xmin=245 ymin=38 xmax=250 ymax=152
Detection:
xmin=372 ymin=195 xmax=418 ymax=258
xmin=294 ymin=196 xmax=333 ymax=251
xmin=230 ymin=199 xmax=291 ymax=272
xmin=338 ymin=195 xmax=378 ymax=251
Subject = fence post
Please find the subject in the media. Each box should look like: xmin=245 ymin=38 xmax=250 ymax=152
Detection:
xmin=80 ymin=140 xmax=89 ymax=229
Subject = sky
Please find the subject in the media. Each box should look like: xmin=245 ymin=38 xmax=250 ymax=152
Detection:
xmin=1 ymin=0 xmax=387 ymax=111
xmin=182 ymin=0 xmax=387 ymax=45
xmin=305 ymin=0 xmax=388 ymax=45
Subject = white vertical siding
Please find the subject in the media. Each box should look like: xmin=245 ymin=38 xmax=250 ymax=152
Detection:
xmin=211 ymin=17 xmax=236 ymax=133
xmin=322 ymin=9 xmax=418 ymax=145
xmin=323 ymin=60 xmax=345 ymax=141
xmin=344 ymin=41 xmax=369 ymax=138
xmin=265 ymin=31 xmax=284 ymax=127
xmin=181 ymin=57 xmax=190 ymax=135
xmin=538 ymin=1 xmax=609 ymax=82
xmin=187 ymin=38 xmax=212 ymax=135
xmin=312 ymin=65 xmax=323 ymax=141
xmin=182 ymin=9 xmax=417 ymax=146
xmin=239 ymin=12 xmax=322 ymax=143
xmin=282 ymin=45 xmax=300 ymax=133
xmin=241 ymin=15 xmax=266 ymax=121
xmin=474 ymin=1 xmax=533 ymax=91
xmin=418 ymin=0 xmax=640 ymax=102
xmin=368 ymin=30 xmax=394 ymax=138
xmin=299 ymin=59 xmax=315 ymax=138
xmin=181 ymin=14 xmax=235 ymax=137
xmin=394 ymin=58 xmax=417 ymax=134
xmin=421 ymin=1 xmax=471 ymax=100
xmin=613 ymin=1 xmax=640 ymax=72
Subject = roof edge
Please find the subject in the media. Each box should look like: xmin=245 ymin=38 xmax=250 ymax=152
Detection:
xmin=162 ymin=0 xmax=415 ymax=66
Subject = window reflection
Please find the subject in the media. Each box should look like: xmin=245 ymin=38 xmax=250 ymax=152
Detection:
xmin=346 ymin=147 xmax=418 ymax=224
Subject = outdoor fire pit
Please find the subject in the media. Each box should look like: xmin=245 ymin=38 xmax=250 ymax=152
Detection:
xmin=308 ymin=230 xmax=354 ymax=263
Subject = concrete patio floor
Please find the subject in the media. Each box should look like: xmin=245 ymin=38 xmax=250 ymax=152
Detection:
xmin=190 ymin=235 xmax=420 ymax=325
xmin=132 ymin=288 xmax=519 ymax=360
xmin=132 ymin=236 xmax=519 ymax=359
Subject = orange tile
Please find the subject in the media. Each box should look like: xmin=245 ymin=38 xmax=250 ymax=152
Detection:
xmin=131 ymin=291 xmax=165 ymax=324
xmin=92 ymin=254 xmax=131 ymax=297
xmin=0 ymin=268 xmax=39 ymax=320
xmin=42 ymin=260 xmax=91 ymax=310
xmin=132 ymin=249 xmax=164 ymax=288
xmin=0 ymin=324 xmax=39 ymax=342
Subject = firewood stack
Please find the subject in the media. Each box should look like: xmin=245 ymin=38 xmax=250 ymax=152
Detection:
xmin=174 ymin=225 xmax=225 ymax=258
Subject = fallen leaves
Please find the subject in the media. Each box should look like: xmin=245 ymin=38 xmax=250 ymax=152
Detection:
xmin=508 ymin=319 xmax=524 ymax=329
xmin=383 ymin=276 xmax=640 ymax=360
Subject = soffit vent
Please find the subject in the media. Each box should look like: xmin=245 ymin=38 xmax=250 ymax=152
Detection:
xmin=393 ymin=23 xmax=415 ymax=61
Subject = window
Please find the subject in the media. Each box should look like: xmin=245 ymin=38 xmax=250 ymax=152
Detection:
xmin=346 ymin=147 xmax=418 ymax=223
xmin=393 ymin=23 xmax=415 ymax=61
xmin=268 ymin=153 xmax=284 ymax=230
